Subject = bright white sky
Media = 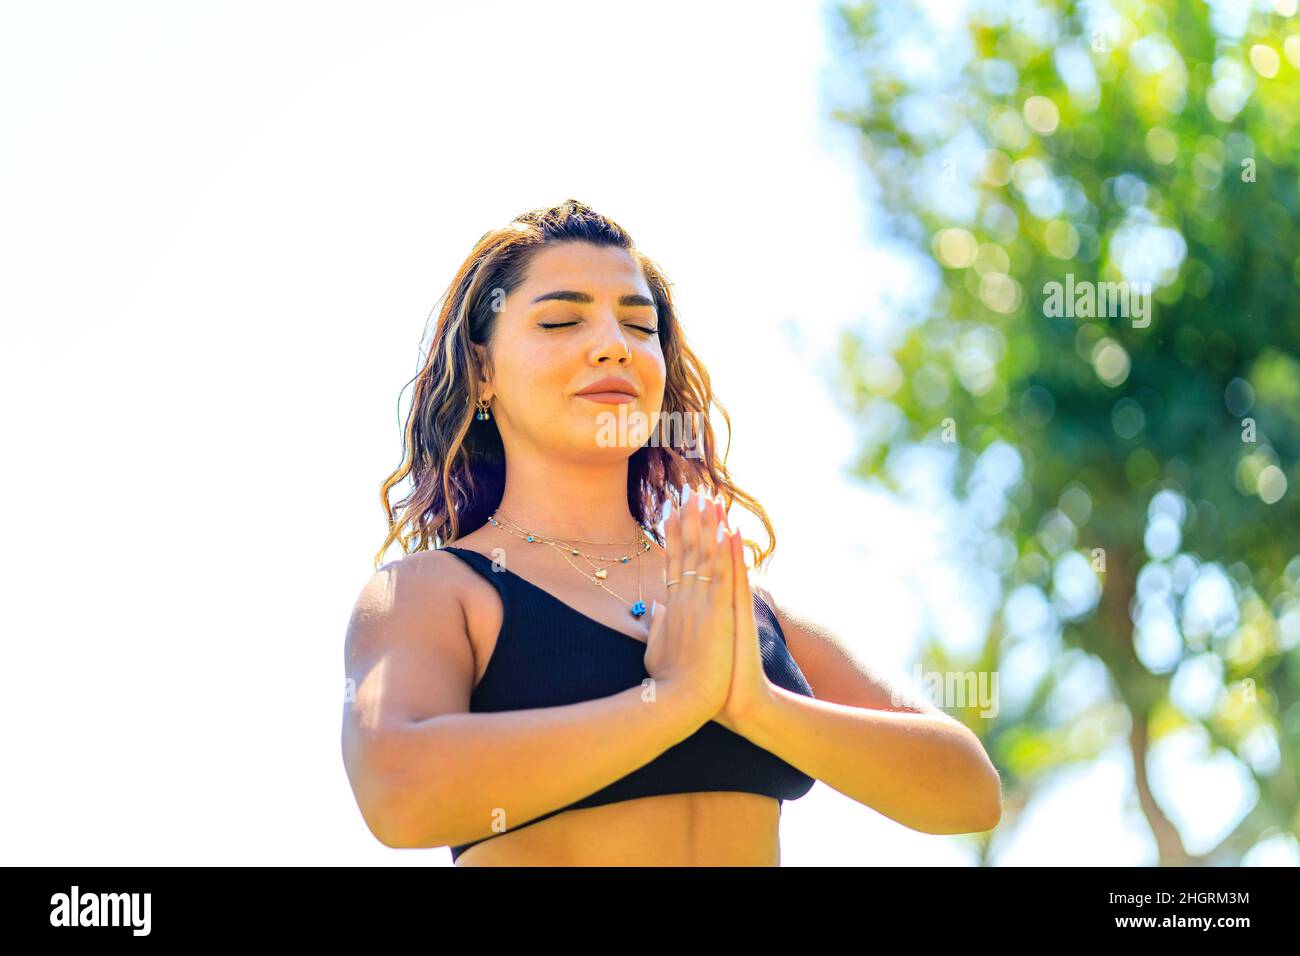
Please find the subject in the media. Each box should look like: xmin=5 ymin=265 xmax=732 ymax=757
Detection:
xmin=3 ymin=0 xmax=1291 ymax=867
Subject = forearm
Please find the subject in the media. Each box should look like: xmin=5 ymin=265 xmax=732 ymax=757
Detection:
xmin=741 ymin=684 xmax=1002 ymax=834
xmin=380 ymin=681 xmax=711 ymax=848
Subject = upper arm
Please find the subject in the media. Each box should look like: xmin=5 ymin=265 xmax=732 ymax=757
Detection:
xmin=752 ymin=583 xmax=944 ymax=717
xmin=340 ymin=550 xmax=476 ymax=840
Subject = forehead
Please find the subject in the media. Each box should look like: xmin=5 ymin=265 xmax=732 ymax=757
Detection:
xmin=518 ymin=242 xmax=649 ymax=297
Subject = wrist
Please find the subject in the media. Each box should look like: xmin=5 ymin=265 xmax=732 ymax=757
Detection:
xmin=729 ymin=678 xmax=776 ymax=729
xmin=659 ymin=677 xmax=722 ymax=728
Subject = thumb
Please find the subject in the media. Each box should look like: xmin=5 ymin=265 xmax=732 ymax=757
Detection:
xmin=648 ymin=599 xmax=666 ymax=635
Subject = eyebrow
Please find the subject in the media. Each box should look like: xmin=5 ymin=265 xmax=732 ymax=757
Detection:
xmin=530 ymin=290 xmax=657 ymax=309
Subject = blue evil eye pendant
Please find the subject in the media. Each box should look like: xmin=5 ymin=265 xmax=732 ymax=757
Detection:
xmin=630 ymin=600 xmax=647 ymax=618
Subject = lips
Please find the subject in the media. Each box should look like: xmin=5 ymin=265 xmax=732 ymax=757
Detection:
xmin=575 ymin=377 xmax=638 ymax=398
xmin=576 ymin=391 xmax=636 ymax=404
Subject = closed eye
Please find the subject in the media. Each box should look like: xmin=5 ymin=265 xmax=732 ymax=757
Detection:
xmin=538 ymin=321 xmax=659 ymax=335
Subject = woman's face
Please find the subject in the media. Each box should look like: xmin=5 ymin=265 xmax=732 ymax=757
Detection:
xmin=479 ymin=241 xmax=667 ymax=460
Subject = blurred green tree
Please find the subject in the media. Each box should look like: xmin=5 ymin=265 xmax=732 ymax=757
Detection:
xmin=829 ymin=0 xmax=1300 ymax=863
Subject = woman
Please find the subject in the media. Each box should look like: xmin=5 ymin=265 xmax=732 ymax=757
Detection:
xmin=341 ymin=199 xmax=1002 ymax=865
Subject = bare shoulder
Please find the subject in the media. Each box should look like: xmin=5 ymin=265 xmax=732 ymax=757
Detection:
xmin=747 ymin=580 xmax=943 ymax=717
xmin=344 ymin=550 xmax=470 ymax=663
xmin=343 ymin=549 xmax=481 ymax=739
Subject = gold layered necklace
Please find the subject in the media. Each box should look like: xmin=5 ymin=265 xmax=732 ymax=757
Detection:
xmin=487 ymin=510 xmax=652 ymax=618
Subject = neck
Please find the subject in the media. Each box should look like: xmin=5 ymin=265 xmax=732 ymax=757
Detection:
xmin=492 ymin=454 xmax=641 ymax=543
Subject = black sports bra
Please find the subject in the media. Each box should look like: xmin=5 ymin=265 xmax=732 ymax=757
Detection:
xmin=437 ymin=546 xmax=817 ymax=862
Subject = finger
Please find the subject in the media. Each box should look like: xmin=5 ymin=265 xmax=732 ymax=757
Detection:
xmin=665 ymin=490 xmax=682 ymax=591
xmin=731 ymin=525 xmax=758 ymax=634
xmin=695 ymin=485 xmax=721 ymax=584
xmin=648 ymin=598 xmax=666 ymax=639
xmin=710 ymin=492 xmax=729 ymax=582
xmin=713 ymin=492 xmax=729 ymax=529
xmin=713 ymin=496 xmax=734 ymax=598
xmin=678 ymin=482 xmax=702 ymax=608
xmin=713 ymin=493 xmax=729 ymax=536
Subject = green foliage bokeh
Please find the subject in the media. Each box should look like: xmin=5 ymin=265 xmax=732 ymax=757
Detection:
xmin=831 ymin=0 xmax=1300 ymax=863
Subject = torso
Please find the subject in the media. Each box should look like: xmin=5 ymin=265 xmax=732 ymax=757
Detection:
xmin=439 ymin=526 xmax=783 ymax=866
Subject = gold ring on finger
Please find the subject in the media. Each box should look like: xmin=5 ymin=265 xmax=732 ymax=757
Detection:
xmin=696 ymin=575 xmax=712 ymax=582
xmin=682 ymin=570 xmax=697 ymax=577
xmin=666 ymin=578 xmax=681 ymax=587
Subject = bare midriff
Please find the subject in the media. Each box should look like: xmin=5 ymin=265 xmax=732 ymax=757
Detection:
xmin=454 ymin=790 xmax=782 ymax=866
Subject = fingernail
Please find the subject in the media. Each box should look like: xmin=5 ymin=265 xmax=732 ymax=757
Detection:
xmin=682 ymin=484 xmax=692 ymax=507
xmin=717 ymin=522 xmax=726 ymax=542
xmin=697 ymin=484 xmax=708 ymax=511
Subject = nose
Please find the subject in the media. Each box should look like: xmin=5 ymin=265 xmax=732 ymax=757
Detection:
xmin=589 ymin=314 xmax=632 ymax=364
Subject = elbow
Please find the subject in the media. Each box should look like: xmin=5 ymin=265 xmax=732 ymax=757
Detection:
xmin=368 ymin=765 xmax=452 ymax=849
xmin=352 ymin=766 xmax=417 ymax=849
xmin=970 ymin=764 xmax=1003 ymax=832
xmin=345 ymin=737 xmax=448 ymax=850
xmin=919 ymin=788 xmax=1001 ymax=836
xmin=375 ymin=778 xmax=421 ymax=849
xmin=974 ymin=791 xmax=1002 ymax=832
xmin=956 ymin=729 xmax=1002 ymax=832
xmin=368 ymin=812 xmax=412 ymax=850
xmin=924 ymin=741 xmax=1003 ymax=834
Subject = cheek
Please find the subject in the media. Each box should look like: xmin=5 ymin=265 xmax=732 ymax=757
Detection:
xmin=641 ymin=354 xmax=667 ymax=397
xmin=501 ymin=344 xmax=569 ymax=400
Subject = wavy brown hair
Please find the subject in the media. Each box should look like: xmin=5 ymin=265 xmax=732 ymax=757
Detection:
xmin=374 ymin=198 xmax=777 ymax=572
